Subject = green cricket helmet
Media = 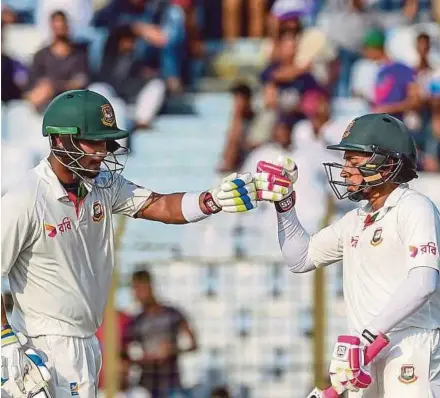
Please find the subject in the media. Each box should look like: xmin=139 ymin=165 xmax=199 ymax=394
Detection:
xmin=323 ymin=113 xmax=418 ymax=202
xmin=43 ymin=90 xmax=130 ymax=188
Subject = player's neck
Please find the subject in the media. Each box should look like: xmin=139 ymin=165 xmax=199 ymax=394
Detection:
xmin=48 ymin=154 xmax=78 ymax=185
xmin=367 ymin=183 xmax=398 ymax=212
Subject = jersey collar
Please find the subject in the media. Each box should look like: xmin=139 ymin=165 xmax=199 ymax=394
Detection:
xmin=37 ymin=159 xmax=92 ymax=201
xmin=358 ymin=184 xmax=409 ymax=219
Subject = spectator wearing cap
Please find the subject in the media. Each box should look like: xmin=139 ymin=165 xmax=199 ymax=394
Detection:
xmin=363 ymin=28 xmax=421 ymax=121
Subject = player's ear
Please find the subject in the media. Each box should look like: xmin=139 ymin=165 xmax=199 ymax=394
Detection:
xmin=50 ymin=135 xmax=62 ymax=148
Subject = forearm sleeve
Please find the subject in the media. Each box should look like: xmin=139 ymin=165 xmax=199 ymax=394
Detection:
xmin=368 ymin=267 xmax=439 ymax=334
xmin=277 ymin=208 xmax=316 ymax=273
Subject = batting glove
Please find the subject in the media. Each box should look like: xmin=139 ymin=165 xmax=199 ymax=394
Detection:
xmin=254 ymin=156 xmax=298 ymax=212
xmin=208 ymin=172 xmax=257 ymax=213
xmin=329 ymin=330 xmax=389 ymax=395
xmin=1 ymin=326 xmax=51 ymax=396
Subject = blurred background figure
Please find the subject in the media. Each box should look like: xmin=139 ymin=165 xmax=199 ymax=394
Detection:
xmin=210 ymin=386 xmax=231 ymax=398
xmin=1 ymin=1 xmax=440 ymax=397
xmin=24 ymin=10 xmax=88 ymax=112
xmin=217 ymin=82 xmax=255 ymax=173
xmin=362 ymin=27 xmax=419 ymax=120
xmin=93 ymin=0 xmax=185 ymax=95
xmin=123 ymin=270 xmax=198 ymax=398
xmin=89 ymin=25 xmax=166 ymax=131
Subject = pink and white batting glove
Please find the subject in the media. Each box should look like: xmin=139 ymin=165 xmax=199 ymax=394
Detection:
xmin=329 ymin=330 xmax=389 ymax=395
xmin=254 ymin=156 xmax=298 ymax=213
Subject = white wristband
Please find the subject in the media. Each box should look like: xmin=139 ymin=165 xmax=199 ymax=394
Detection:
xmin=181 ymin=192 xmax=210 ymax=223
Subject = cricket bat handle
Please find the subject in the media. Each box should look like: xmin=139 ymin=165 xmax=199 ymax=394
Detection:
xmin=306 ymin=334 xmax=389 ymax=398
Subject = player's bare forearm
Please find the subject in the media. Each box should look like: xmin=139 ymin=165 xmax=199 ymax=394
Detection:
xmin=374 ymin=96 xmax=421 ymax=115
xmin=1 ymin=295 xmax=9 ymax=326
xmin=136 ymin=192 xmax=210 ymax=224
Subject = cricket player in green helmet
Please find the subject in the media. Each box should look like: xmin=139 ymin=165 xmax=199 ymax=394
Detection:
xmin=1 ymin=90 xmax=258 ymax=397
xmin=323 ymin=113 xmax=418 ymax=202
xmin=254 ymin=113 xmax=440 ymax=398
xmin=42 ymin=89 xmax=130 ymax=188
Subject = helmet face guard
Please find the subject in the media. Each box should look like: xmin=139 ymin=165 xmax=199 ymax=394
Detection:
xmin=50 ymin=135 xmax=129 ymax=188
xmin=323 ymin=149 xmax=405 ymax=202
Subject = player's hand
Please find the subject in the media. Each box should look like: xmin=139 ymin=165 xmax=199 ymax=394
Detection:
xmin=209 ymin=172 xmax=257 ymax=213
xmin=254 ymin=156 xmax=298 ymax=212
xmin=2 ymin=326 xmax=28 ymax=392
xmin=2 ymin=348 xmax=53 ymax=398
xmin=1 ymin=326 xmax=51 ymax=395
xmin=328 ymin=331 xmax=389 ymax=394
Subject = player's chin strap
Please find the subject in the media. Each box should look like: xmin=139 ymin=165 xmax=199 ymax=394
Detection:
xmin=2 ymin=349 xmax=54 ymax=398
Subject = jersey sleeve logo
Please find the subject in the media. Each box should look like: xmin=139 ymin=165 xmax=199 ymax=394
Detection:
xmin=409 ymin=245 xmax=418 ymax=257
xmin=420 ymin=242 xmax=437 ymax=255
xmin=92 ymin=200 xmax=104 ymax=222
xmin=370 ymin=227 xmax=383 ymax=246
xmin=409 ymin=242 xmax=437 ymax=257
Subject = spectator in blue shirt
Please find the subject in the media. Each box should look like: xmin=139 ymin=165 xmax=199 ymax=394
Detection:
xmin=362 ymin=28 xmax=421 ymax=121
xmin=94 ymin=0 xmax=186 ymax=94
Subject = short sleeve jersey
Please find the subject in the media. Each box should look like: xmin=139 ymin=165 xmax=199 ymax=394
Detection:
xmin=1 ymin=159 xmax=153 ymax=337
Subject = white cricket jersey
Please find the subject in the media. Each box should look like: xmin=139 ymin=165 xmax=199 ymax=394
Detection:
xmin=308 ymin=184 xmax=440 ymax=334
xmin=1 ymin=159 xmax=152 ymax=337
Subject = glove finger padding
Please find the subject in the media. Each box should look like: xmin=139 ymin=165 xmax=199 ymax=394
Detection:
xmin=255 ymin=179 xmax=290 ymax=195
xmin=213 ymin=172 xmax=257 ymax=213
xmin=216 ymin=183 xmax=256 ymax=200
xmin=221 ymin=201 xmax=258 ymax=213
xmin=255 ymin=158 xmax=298 ymax=202
xmin=11 ymin=350 xmax=25 ymax=393
xmin=220 ymin=172 xmax=253 ymax=192
xmin=272 ymin=156 xmax=299 ymax=182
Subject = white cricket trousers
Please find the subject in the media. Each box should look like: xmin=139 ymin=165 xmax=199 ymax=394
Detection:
xmin=27 ymin=334 xmax=102 ymax=398
xmin=349 ymin=327 xmax=440 ymax=398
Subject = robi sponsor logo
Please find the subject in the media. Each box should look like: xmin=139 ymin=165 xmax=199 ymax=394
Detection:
xmin=44 ymin=217 xmax=72 ymax=238
xmin=409 ymin=242 xmax=437 ymax=258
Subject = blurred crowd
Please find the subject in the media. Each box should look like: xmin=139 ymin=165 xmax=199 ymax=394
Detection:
xmin=2 ymin=0 xmax=439 ymax=167
xmin=2 ymin=0 xmax=202 ymax=131
xmin=217 ymin=0 xmax=440 ymax=175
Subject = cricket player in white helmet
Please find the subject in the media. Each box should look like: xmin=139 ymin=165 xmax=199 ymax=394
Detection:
xmin=254 ymin=113 xmax=440 ymax=397
xmin=1 ymin=89 xmax=258 ymax=397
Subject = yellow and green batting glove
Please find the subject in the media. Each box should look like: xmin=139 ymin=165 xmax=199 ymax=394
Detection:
xmin=210 ymin=172 xmax=257 ymax=213
xmin=254 ymin=156 xmax=298 ymax=212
